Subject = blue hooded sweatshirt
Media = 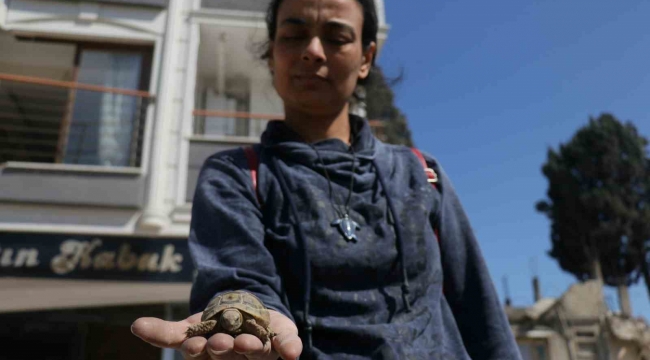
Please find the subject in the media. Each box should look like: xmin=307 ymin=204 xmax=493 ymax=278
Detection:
xmin=188 ymin=115 xmax=521 ymax=360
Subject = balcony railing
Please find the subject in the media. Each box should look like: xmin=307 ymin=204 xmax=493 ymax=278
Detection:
xmin=0 ymin=73 xmax=152 ymax=167
xmin=192 ymin=109 xmax=386 ymax=140
xmin=193 ymin=109 xmax=276 ymax=139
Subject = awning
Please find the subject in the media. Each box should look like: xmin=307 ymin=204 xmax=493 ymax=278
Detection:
xmin=0 ymin=277 xmax=191 ymax=313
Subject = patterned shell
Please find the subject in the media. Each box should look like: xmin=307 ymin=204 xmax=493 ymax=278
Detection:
xmin=201 ymin=291 xmax=271 ymax=327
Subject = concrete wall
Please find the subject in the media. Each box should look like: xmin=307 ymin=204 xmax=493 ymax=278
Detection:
xmin=547 ymin=332 xmax=571 ymax=360
xmin=0 ymin=165 xmax=144 ymax=208
xmin=199 ymin=0 xmax=387 ymax=27
xmin=0 ymin=32 xmax=76 ymax=79
xmin=5 ymin=0 xmax=166 ymax=42
xmin=0 ymin=0 xmax=8 ymax=28
xmin=91 ymin=0 xmax=167 ymax=7
xmin=608 ymin=339 xmax=643 ymax=360
xmin=560 ymin=281 xmax=607 ymax=318
xmin=201 ymin=0 xmax=268 ymax=12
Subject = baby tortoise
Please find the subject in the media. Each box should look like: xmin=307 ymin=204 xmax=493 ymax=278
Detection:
xmin=185 ymin=290 xmax=276 ymax=343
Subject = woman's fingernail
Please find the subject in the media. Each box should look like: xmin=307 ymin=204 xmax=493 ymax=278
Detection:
xmin=208 ymin=348 xmax=229 ymax=356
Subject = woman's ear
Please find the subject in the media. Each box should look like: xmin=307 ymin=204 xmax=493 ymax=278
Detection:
xmin=358 ymin=42 xmax=376 ymax=80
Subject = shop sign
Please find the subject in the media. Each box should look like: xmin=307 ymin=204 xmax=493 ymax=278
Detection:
xmin=0 ymin=232 xmax=193 ymax=282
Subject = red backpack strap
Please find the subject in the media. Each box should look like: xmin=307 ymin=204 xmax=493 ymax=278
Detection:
xmin=411 ymin=147 xmax=442 ymax=250
xmin=243 ymin=146 xmax=261 ymax=205
xmin=410 ymin=148 xmax=439 ymax=189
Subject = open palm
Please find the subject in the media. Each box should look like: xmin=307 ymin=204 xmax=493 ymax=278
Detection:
xmin=131 ymin=309 xmax=302 ymax=360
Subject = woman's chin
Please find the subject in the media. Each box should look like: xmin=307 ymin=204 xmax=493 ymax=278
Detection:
xmin=287 ymin=94 xmax=344 ymax=113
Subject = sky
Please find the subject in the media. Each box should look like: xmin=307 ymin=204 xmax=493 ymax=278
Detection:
xmin=378 ymin=0 xmax=650 ymax=318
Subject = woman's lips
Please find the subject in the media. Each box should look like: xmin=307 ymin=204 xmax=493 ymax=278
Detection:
xmin=293 ymin=74 xmax=328 ymax=89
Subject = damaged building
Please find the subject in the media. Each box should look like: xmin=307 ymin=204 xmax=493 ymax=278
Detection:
xmin=507 ymin=280 xmax=650 ymax=360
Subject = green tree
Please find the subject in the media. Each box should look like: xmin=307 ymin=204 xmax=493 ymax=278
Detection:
xmin=536 ymin=114 xmax=650 ymax=315
xmin=363 ymin=66 xmax=413 ymax=146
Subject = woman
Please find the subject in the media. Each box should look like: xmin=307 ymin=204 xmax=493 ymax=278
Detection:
xmin=132 ymin=0 xmax=520 ymax=359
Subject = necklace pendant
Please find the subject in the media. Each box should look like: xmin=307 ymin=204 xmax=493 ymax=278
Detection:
xmin=331 ymin=214 xmax=361 ymax=243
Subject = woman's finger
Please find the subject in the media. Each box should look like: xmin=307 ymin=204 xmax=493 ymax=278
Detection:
xmin=272 ymin=332 xmax=303 ymax=360
xmin=267 ymin=310 xmax=302 ymax=360
xmin=232 ymin=334 xmax=273 ymax=359
xmin=205 ymin=333 xmax=247 ymax=360
xmin=181 ymin=336 xmax=209 ymax=360
xmin=131 ymin=312 xmax=203 ymax=349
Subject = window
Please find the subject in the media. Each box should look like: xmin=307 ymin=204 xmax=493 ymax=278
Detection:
xmin=195 ymin=74 xmax=253 ymax=138
xmin=518 ymin=341 xmax=548 ymax=360
xmin=199 ymin=88 xmax=249 ymax=137
xmin=576 ymin=341 xmax=597 ymax=360
xmin=572 ymin=325 xmax=598 ymax=359
xmin=64 ymin=48 xmax=147 ymax=166
xmin=0 ymin=35 xmax=152 ymax=167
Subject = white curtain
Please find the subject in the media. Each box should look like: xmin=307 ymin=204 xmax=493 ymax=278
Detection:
xmin=204 ymin=88 xmax=238 ymax=136
xmin=64 ymin=50 xmax=142 ymax=166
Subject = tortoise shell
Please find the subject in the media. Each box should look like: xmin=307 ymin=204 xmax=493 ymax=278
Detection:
xmin=202 ymin=290 xmax=271 ymax=328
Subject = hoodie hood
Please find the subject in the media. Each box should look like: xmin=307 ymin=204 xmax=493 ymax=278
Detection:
xmin=260 ymin=114 xmax=378 ymax=192
xmin=260 ymin=114 xmax=377 ymax=161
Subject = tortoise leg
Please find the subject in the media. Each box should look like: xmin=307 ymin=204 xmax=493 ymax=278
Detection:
xmin=243 ymin=319 xmax=271 ymax=343
xmin=185 ymin=320 xmax=218 ymax=338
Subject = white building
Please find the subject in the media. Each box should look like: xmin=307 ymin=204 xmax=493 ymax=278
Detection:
xmin=0 ymin=0 xmax=387 ymax=358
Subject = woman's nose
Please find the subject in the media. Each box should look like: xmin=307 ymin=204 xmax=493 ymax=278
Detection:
xmin=302 ymin=37 xmax=326 ymax=63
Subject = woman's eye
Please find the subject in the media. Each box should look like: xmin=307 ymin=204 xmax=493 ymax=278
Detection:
xmin=328 ymin=38 xmax=348 ymax=45
xmin=281 ymin=35 xmax=304 ymax=41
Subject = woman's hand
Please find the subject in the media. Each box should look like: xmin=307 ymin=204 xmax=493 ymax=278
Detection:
xmin=131 ymin=309 xmax=302 ymax=360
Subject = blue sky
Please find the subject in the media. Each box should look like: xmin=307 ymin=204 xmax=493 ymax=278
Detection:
xmin=378 ymin=0 xmax=650 ymax=317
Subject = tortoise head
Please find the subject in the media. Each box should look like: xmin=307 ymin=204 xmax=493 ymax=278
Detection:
xmin=220 ymin=308 xmax=243 ymax=332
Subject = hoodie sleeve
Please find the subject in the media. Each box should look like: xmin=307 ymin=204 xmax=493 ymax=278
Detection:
xmin=188 ymin=151 xmax=292 ymax=320
xmin=423 ymin=154 xmax=521 ymax=360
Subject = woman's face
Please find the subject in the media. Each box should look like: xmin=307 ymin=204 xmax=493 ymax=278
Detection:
xmin=269 ymin=0 xmax=376 ymax=115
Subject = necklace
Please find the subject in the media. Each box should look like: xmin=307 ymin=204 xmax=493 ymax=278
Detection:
xmin=311 ymin=143 xmax=360 ymax=243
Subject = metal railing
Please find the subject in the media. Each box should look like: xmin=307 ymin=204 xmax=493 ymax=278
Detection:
xmin=192 ymin=108 xmax=386 ymax=140
xmin=192 ymin=109 xmax=277 ymax=138
xmin=0 ymin=73 xmax=153 ymax=167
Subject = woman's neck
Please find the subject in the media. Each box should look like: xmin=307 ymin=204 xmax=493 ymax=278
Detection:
xmin=283 ymin=104 xmax=351 ymax=145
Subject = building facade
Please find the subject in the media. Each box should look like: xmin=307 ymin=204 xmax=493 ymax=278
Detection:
xmin=0 ymin=0 xmax=387 ymax=358
xmin=508 ymin=281 xmax=650 ymax=360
